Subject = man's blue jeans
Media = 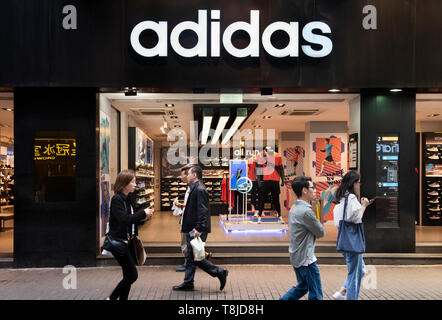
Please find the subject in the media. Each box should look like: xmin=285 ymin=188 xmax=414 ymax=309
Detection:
xmin=342 ymin=252 xmax=365 ymax=300
xmin=280 ymin=262 xmax=323 ymax=300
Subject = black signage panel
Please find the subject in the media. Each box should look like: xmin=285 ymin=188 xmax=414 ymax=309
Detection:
xmin=0 ymin=0 xmax=441 ymax=88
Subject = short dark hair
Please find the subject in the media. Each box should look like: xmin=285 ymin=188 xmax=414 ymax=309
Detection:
xmin=189 ymin=165 xmax=203 ymax=180
xmin=291 ymin=176 xmax=312 ymax=197
xmin=181 ymin=164 xmax=192 ymax=173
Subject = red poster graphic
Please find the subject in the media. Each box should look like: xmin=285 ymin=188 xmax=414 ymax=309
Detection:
xmin=316 ymin=137 xmax=342 ymax=177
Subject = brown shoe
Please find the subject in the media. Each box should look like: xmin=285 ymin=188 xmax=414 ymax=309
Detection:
xmin=205 ymin=251 xmax=213 ymax=261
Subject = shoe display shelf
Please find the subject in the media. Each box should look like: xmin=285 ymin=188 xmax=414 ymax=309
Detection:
xmin=134 ymin=164 xmax=155 ymax=212
xmin=201 ymin=169 xmax=224 ymax=204
xmin=160 ymin=176 xmax=186 ymax=211
xmin=422 ymin=133 xmax=442 ymax=225
xmin=0 ymin=164 xmax=14 ymax=207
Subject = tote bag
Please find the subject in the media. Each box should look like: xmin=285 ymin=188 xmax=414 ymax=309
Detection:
xmin=336 ymin=195 xmax=366 ymax=254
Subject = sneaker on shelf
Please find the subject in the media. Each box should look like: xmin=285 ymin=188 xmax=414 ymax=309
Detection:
xmin=428 ymin=154 xmax=440 ymax=160
xmin=428 ymin=191 xmax=439 ymax=196
xmin=427 ymin=146 xmax=439 ymax=152
xmin=428 ymin=182 xmax=441 ymax=188
xmin=429 ymin=205 xmax=441 ymax=211
xmin=162 ymin=198 xmax=170 ymax=202
xmin=429 ymin=215 xmax=441 ymax=220
xmin=428 ymin=199 xmax=440 ymax=204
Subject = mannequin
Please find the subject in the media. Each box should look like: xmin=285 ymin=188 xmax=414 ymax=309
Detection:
xmin=256 ymin=146 xmax=285 ymax=222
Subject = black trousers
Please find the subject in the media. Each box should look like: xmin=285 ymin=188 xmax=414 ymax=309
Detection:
xmin=258 ymin=180 xmax=281 ymax=217
xmin=183 ymin=232 xmax=223 ymax=286
xmin=109 ymin=248 xmax=138 ymax=300
xmin=250 ymin=180 xmax=259 ymax=210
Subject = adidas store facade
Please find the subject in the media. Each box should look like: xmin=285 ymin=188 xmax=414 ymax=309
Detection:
xmin=1 ymin=0 xmax=441 ymax=267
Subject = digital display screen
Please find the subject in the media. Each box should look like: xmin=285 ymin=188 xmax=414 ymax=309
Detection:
xmin=375 ymin=134 xmax=400 ymax=228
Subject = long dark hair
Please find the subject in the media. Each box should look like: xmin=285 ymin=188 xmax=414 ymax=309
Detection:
xmin=333 ymin=171 xmax=360 ymax=204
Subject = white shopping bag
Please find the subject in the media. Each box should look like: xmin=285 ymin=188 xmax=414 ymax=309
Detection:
xmin=172 ymin=197 xmax=183 ymax=216
xmin=190 ymin=237 xmax=206 ymax=261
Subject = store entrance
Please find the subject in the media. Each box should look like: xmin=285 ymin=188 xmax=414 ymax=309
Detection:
xmin=100 ymin=92 xmax=360 ymax=249
xmin=416 ymin=94 xmax=442 ymax=243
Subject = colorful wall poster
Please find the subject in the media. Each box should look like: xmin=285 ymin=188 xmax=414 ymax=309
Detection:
xmin=311 ymin=135 xmax=346 ymax=221
xmin=283 ymin=146 xmax=305 ymax=210
xmin=100 ymin=181 xmax=110 ymax=237
xmin=100 ymin=112 xmax=110 ymax=175
xmin=315 ymin=137 xmax=342 ymax=177
xmin=99 ymin=110 xmax=111 ymax=246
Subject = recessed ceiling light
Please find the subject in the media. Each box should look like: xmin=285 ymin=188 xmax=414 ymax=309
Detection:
xmin=390 ymin=89 xmax=402 ymax=93
xmin=165 ymin=104 xmax=175 ymax=107
xmin=262 ymin=115 xmax=272 ymax=119
xmin=254 ymin=125 xmax=262 ymax=128
xmin=328 ymin=89 xmax=341 ymax=93
xmin=427 ymin=113 xmax=440 ymax=118
xmin=2 ymin=108 xmax=13 ymax=112
xmin=274 ymin=104 xmax=285 ymax=108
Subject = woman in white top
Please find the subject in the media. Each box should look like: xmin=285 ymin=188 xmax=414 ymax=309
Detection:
xmin=332 ymin=171 xmax=373 ymax=300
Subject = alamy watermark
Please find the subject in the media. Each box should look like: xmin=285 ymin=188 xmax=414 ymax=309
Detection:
xmin=62 ymin=265 xmax=77 ymax=290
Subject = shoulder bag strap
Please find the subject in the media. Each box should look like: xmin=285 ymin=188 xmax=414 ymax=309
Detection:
xmin=343 ymin=195 xmax=349 ymax=222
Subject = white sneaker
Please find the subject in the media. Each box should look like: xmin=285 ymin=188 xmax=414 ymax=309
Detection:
xmin=428 ymin=154 xmax=439 ymax=160
xmin=332 ymin=291 xmax=346 ymax=300
xmin=427 ymin=147 xmax=439 ymax=152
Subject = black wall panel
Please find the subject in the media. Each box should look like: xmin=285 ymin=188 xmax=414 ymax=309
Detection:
xmin=360 ymin=91 xmax=417 ymax=253
xmin=14 ymin=88 xmax=98 ymax=267
xmin=0 ymin=0 xmax=441 ymax=88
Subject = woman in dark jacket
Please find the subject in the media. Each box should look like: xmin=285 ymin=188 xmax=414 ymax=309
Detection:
xmin=106 ymin=170 xmax=153 ymax=300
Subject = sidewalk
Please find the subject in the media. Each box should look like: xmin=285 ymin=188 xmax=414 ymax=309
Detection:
xmin=0 ymin=264 xmax=440 ymax=300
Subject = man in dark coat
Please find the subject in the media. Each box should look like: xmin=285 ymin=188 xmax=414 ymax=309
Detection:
xmin=172 ymin=165 xmax=229 ymax=291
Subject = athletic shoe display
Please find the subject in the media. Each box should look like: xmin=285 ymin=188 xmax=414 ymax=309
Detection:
xmin=428 ymin=191 xmax=439 ymax=196
xmin=428 ymin=205 xmax=441 ymax=211
xmin=428 ymin=215 xmax=441 ymax=220
xmin=428 ymin=198 xmax=440 ymax=204
xmin=428 ymin=154 xmax=440 ymax=160
xmin=428 ymin=182 xmax=441 ymax=188
xmin=427 ymin=146 xmax=439 ymax=152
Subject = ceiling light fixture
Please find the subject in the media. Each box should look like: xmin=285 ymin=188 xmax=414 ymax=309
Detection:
xmin=210 ymin=108 xmax=230 ymax=145
xmin=274 ymin=104 xmax=285 ymax=108
xmin=2 ymin=108 xmax=13 ymax=112
xmin=201 ymin=109 xmax=213 ymax=145
xmin=328 ymin=89 xmax=341 ymax=93
xmin=124 ymin=87 xmax=137 ymax=96
xmin=427 ymin=113 xmax=440 ymax=118
xmin=390 ymin=89 xmax=402 ymax=93
xmin=165 ymin=104 xmax=175 ymax=107
xmin=262 ymin=115 xmax=272 ymax=119
xmin=221 ymin=108 xmax=247 ymax=145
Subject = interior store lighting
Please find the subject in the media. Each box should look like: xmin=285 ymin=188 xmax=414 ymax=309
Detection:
xmin=390 ymin=89 xmax=402 ymax=92
xmin=210 ymin=108 xmax=230 ymax=145
xmin=201 ymin=109 xmax=213 ymax=145
xmin=328 ymin=89 xmax=341 ymax=93
xmin=221 ymin=108 xmax=247 ymax=145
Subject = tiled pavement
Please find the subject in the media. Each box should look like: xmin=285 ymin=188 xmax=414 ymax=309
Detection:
xmin=0 ymin=264 xmax=440 ymax=300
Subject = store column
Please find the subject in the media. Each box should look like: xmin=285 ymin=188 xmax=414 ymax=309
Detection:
xmin=14 ymin=87 xmax=98 ymax=267
xmin=360 ymin=90 xmax=417 ymax=253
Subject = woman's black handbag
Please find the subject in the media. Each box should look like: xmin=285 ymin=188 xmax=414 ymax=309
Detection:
xmin=102 ymin=234 xmax=128 ymax=257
